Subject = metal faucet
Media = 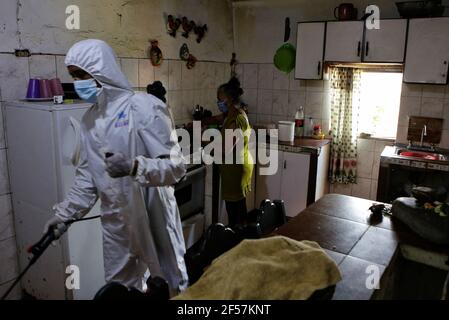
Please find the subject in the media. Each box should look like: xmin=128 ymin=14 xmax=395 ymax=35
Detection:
xmin=420 ymin=125 xmax=427 ymax=147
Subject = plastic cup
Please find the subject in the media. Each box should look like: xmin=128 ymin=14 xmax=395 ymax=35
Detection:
xmin=26 ymin=79 xmax=41 ymax=99
xmin=49 ymin=78 xmax=64 ymax=96
xmin=39 ymin=79 xmax=52 ymax=98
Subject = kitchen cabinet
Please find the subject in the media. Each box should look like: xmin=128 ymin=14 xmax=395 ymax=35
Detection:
xmin=363 ymin=19 xmax=407 ymax=63
xmin=325 ymin=21 xmax=364 ymax=62
xmin=256 ymin=149 xmax=310 ymax=217
xmin=404 ymin=17 xmax=449 ymax=84
xmin=295 ymin=22 xmax=326 ymax=79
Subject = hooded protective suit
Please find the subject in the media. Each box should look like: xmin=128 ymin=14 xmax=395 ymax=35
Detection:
xmin=54 ymin=39 xmax=188 ymax=292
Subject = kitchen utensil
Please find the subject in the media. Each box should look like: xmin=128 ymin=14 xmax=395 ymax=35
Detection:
xmin=39 ymin=79 xmax=52 ymax=98
xmin=396 ymin=0 xmax=446 ymax=18
xmin=274 ymin=17 xmax=296 ymax=74
xmin=49 ymin=78 xmax=64 ymax=96
xmin=334 ymin=3 xmax=358 ymax=20
xmin=26 ymin=79 xmax=40 ymax=99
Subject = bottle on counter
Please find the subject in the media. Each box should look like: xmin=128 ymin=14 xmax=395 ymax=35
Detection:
xmin=306 ymin=117 xmax=314 ymax=137
xmin=294 ymin=106 xmax=305 ymax=137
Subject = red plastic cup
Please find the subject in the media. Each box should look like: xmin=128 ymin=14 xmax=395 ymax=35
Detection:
xmin=39 ymin=79 xmax=52 ymax=98
xmin=49 ymin=78 xmax=64 ymax=96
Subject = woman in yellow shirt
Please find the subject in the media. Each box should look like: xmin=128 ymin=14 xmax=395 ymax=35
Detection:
xmin=217 ymin=77 xmax=254 ymax=227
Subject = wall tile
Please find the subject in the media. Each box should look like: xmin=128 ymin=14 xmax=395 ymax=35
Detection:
xmin=168 ymin=60 xmax=182 ymax=90
xmin=372 ymin=156 xmax=380 ymax=180
xmin=120 ymin=58 xmax=139 ymax=87
xmin=257 ymin=114 xmax=272 ymax=124
xmin=138 ymin=59 xmax=154 ymax=88
xmin=306 ymin=80 xmax=324 ymax=92
xmin=396 ymin=125 xmax=408 ymax=144
xmin=401 ymin=83 xmax=422 ymax=97
xmin=243 ymin=64 xmax=258 ymax=89
xmin=0 ymin=54 xmax=29 ymax=101
xmin=443 ymin=98 xmax=449 ymax=130
xmin=55 ymin=56 xmax=73 ymax=83
xmin=421 ymin=97 xmax=444 ymax=118
xmin=0 ymin=194 xmax=14 ymax=241
xmin=351 ymin=178 xmax=371 ymax=199
xmin=370 ymin=180 xmax=378 ymax=201
xmin=234 ymin=64 xmax=244 ymax=81
xmin=257 ymin=64 xmax=273 ymax=90
xmin=357 ymin=138 xmax=375 ymax=152
xmin=0 ymin=237 xmax=19 ymax=285
xmin=0 ymin=103 xmax=5 ymax=149
xmin=288 ymin=91 xmax=306 ymax=116
xmin=29 ymin=55 xmax=56 ymax=79
xmin=272 ymin=90 xmax=289 ymax=116
xmin=257 ymin=90 xmax=273 ymax=115
xmin=398 ymin=96 xmax=421 ymax=126
xmin=374 ymin=140 xmax=393 ymax=153
xmin=242 ymin=88 xmax=257 ymax=114
xmin=248 ymin=113 xmax=257 ymax=124
xmin=305 ymin=91 xmax=323 ymax=119
xmin=204 ymin=63 xmax=216 ymax=90
xmin=167 ymin=91 xmax=182 ymax=119
xmin=214 ymin=63 xmax=227 ymax=88
xmin=332 ymin=183 xmax=352 ymax=196
xmin=0 ymin=278 xmax=21 ymax=300
xmin=357 ymin=150 xmax=374 ymax=179
xmin=0 ymin=149 xmax=9 ymax=195
xmin=181 ymin=90 xmax=195 ymax=117
xmin=440 ymin=130 xmax=449 ymax=149
xmin=273 ymin=69 xmax=289 ymax=90
xmin=181 ymin=64 xmax=195 ymax=90
xmin=422 ymin=85 xmax=446 ymax=99
xmin=289 ymin=72 xmax=306 ymax=91
xmin=154 ymin=62 xmax=169 ymax=90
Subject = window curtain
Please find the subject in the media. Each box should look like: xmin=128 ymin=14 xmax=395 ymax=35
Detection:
xmin=329 ymin=67 xmax=361 ymax=184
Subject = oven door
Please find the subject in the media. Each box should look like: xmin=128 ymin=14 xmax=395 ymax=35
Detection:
xmin=175 ymin=165 xmax=206 ymax=220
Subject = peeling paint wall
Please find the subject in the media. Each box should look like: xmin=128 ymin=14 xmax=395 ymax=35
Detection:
xmin=1 ymin=0 xmax=234 ymax=60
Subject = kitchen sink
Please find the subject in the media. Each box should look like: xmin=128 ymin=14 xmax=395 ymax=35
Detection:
xmin=396 ymin=149 xmax=447 ymax=161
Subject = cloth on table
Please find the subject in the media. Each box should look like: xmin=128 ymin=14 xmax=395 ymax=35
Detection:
xmin=173 ymin=236 xmax=342 ymax=300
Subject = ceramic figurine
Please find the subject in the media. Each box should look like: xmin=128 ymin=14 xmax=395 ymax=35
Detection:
xmin=194 ymin=24 xmax=208 ymax=43
xmin=182 ymin=17 xmax=195 ymax=38
xmin=167 ymin=15 xmax=181 ymax=37
xmin=180 ymin=43 xmax=190 ymax=61
xmin=149 ymin=40 xmax=163 ymax=67
xmin=186 ymin=54 xmax=197 ymax=69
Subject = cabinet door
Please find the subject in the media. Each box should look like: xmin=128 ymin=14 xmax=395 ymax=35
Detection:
xmin=404 ymin=18 xmax=449 ymax=84
xmin=325 ymin=21 xmax=364 ymax=62
xmin=255 ymin=149 xmax=283 ymax=208
xmin=363 ymin=19 xmax=407 ymax=63
xmin=295 ymin=22 xmax=326 ymax=79
xmin=280 ymin=152 xmax=310 ymax=217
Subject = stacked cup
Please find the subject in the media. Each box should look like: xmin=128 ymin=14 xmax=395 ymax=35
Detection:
xmin=26 ymin=78 xmax=64 ymax=100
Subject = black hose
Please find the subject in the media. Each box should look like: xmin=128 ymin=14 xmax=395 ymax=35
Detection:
xmin=0 ymin=215 xmax=101 ymax=300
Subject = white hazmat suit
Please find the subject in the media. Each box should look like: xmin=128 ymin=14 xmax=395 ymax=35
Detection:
xmin=53 ymin=39 xmax=188 ymax=292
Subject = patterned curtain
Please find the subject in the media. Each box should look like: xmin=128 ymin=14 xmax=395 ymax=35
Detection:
xmin=329 ymin=67 xmax=361 ymax=184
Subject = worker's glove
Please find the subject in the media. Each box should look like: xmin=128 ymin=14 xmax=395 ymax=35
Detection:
xmin=104 ymin=152 xmax=137 ymax=178
xmin=43 ymin=216 xmax=68 ymax=243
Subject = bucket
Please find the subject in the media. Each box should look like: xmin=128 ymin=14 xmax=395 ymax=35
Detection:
xmin=278 ymin=121 xmax=295 ymax=142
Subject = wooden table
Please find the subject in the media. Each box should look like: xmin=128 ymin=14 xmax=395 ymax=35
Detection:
xmin=274 ymin=193 xmax=449 ymax=300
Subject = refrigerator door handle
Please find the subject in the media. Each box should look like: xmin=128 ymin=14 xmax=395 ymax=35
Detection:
xmin=69 ymin=117 xmax=81 ymax=167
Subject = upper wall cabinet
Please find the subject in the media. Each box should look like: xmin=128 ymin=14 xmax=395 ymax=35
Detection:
xmin=404 ymin=17 xmax=449 ymax=84
xmin=325 ymin=21 xmax=365 ymax=62
xmin=295 ymin=22 xmax=326 ymax=79
xmin=364 ymin=19 xmax=407 ymax=63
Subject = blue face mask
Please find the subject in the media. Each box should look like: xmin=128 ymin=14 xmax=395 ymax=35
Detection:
xmin=74 ymin=79 xmax=98 ymax=103
xmin=217 ymin=100 xmax=228 ymax=113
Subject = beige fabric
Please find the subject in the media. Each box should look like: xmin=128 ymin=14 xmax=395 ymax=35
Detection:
xmin=174 ymin=236 xmax=342 ymax=300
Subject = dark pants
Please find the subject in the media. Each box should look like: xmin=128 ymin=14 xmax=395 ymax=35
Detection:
xmin=225 ymin=198 xmax=247 ymax=228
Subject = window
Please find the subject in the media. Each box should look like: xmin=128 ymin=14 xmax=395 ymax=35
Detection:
xmin=357 ymin=71 xmax=403 ymax=139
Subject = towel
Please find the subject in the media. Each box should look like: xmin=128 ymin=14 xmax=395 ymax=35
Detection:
xmin=174 ymin=236 xmax=342 ymax=300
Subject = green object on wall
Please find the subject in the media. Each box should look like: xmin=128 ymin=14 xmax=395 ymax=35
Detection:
xmin=273 ymin=43 xmax=296 ymax=74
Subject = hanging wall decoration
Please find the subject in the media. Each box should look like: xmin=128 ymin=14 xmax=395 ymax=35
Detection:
xmin=180 ymin=43 xmax=190 ymax=61
xmin=186 ymin=54 xmax=197 ymax=69
xmin=167 ymin=15 xmax=181 ymax=37
xmin=148 ymin=40 xmax=163 ymax=67
xmin=193 ymin=24 xmax=208 ymax=43
xmin=181 ymin=17 xmax=195 ymax=38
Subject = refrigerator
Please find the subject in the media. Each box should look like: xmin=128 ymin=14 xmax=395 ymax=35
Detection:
xmin=4 ymin=100 xmax=105 ymax=300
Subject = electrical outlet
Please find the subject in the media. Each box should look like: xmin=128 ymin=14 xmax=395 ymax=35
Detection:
xmin=14 ymin=49 xmax=31 ymax=57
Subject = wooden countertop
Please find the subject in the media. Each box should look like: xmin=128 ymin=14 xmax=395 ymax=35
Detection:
xmin=278 ymin=137 xmax=331 ymax=149
xmin=274 ymin=193 xmax=449 ymax=300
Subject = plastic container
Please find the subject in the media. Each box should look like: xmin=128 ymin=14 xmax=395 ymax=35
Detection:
xmin=278 ymin=121 xmax=295 ymax=142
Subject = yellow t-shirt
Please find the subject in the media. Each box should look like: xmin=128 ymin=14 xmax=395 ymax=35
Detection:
xmin=219 ymin=111 xmax=254 ymax=201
